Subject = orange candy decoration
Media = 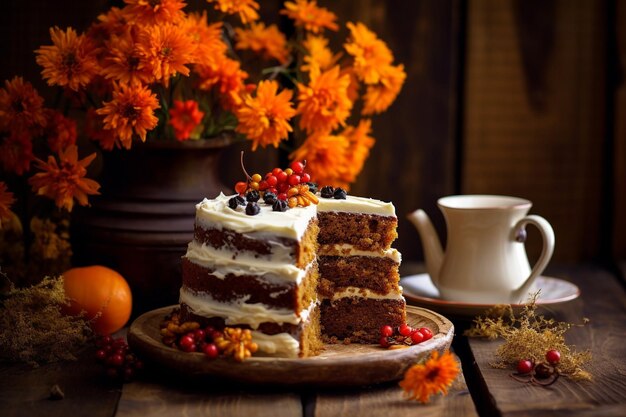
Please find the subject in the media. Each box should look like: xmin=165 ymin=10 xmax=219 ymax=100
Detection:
xmin=62 ymin=265 xmax=132 ymax=335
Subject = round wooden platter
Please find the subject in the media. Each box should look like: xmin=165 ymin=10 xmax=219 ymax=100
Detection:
xmin=128 ymin=305 xmax=454 ymax=387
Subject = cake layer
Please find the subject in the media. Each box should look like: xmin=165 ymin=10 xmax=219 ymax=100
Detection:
xmin=320 ymin=297 xmax=406 ymax=343
xmin=182 ymin=256 xmax=318 ymax=312
xmin=180 ymin=303 xmax=322 ymax=358
xmin=317 ymin=212 xmax=398 ymax=251
xmin=317 ymin=255 xmax=400 ymax=296
xmin=194 ymin=218 xmax=319 ymax=268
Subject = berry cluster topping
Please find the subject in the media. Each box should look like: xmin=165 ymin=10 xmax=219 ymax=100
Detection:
xmin=95 ymin=336 xmax=144 ymax=381
xmin=230 ymin=153 xmax=320 ymax=215
xmin=379 ymin=323 xmax=433 ymax=348
xmin=320 ymin=185 xmax=347 ymax=199
xmin=160 ymin=310 xmax=258 ymax=362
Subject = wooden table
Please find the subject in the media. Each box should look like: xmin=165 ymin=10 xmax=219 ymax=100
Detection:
xmin=1 ymin=264 xmax=625 ymax=417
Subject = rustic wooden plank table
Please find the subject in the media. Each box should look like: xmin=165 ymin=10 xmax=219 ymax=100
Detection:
xmin=1 ymin=264 xmax=624 ymax=417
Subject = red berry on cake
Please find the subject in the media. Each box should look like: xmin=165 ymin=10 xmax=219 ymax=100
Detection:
xmin=235 ymin=181 xmax=247 ymax=195
xmin=290 ymin=161 xmax=305 ymax=174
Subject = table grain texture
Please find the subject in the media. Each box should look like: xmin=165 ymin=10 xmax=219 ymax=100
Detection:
xmin=1 ymin=264 xmax=624 ymax=417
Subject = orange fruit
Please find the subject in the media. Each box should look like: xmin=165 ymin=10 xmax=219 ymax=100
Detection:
xmin=62 ymin=265 xmax=132 ymax=335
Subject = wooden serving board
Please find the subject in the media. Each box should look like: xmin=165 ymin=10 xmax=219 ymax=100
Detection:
xmin=128 ymin=305 xmax=454 ymax=387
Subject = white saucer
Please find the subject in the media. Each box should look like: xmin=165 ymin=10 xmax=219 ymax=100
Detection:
xmin=401 ymin=274 xmax=580 ymax=318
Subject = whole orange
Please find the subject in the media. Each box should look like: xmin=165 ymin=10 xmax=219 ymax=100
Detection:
xmin=62 ymin=265 xmax=132 ymax=335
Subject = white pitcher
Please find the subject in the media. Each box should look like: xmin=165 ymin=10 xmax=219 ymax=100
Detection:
xmin=407 ymin=195 xmax=555 ymax=304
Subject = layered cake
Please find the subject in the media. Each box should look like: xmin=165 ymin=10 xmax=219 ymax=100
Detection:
xmin=180 ymin=193 xmax=322 ymax=358
xmin=179 ymin=187 xmax=405 ymax=357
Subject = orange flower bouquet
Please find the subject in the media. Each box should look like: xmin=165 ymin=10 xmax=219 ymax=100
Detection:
xmin=0 ymin=0 xmax=405 ymax=222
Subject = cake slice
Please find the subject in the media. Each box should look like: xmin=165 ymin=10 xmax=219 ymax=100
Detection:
xmin=317 ymin=195 xmax=405 ymax=343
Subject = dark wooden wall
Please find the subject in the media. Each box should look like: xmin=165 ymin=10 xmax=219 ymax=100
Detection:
xmin=2 ymin=0 xmax=624 ymax=264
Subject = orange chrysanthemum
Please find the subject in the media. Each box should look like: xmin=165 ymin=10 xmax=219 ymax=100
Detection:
xmin=344 ymin=22 xmax=394 ymax=85
xmin=302 ymin=35 xmax=335 ymax=72
xmin=399 ymin=350 xmax=460 ymax=404
xmin=341 ymin=119 xmax=374 ymax=184
xmin=207 ymin=0 xmax=259 ymax=24
xmin=290 ymin=131 xmax=350 ymax=188
xmin=0 ymin=181 xmax=15 ymax=225
xmin=29 ymin=145 xmax=100 ymax=212
xmin=281 ymin=0 xmax=338 ymax=34
xmin=297 ymin=64 xmax=352 ymax=134
xmin=235 ymin=80 xmax=296 ymax=151
xmin=0 ymin=130 xmax=34 ymax=175
xmin=0 ymin=77 xmax=47 ymax=133
xmin=45 ymin=110 xmax=77 ymax=154
xmin=36 ymin=27 xmax=99 ymax=91
xmin=138 ymin=23 xmax=195 ymax=86
xmin=101 ymin=30 xmax=154 ymax=85
xmin=85 ymin=108 xmax=119 ymax=151
xmin=96 ymin=82 xmax=159 ymax=148
xmin=182 ymin=12 xmax=226 ymax=67
xmin=123 ymin=0 xmax=187 ymax=26
xmin=197 ymin=58 xmax=249 ymax=111
xmin=90 ymin=7 xmax=129 ymax=42
xmin=168 ymin=99 xmax=205 ymax=141
xmin=362 ymin=64 xmax=406 ymax=115
xmin=235 ymin=23 xmax=289 ymax=64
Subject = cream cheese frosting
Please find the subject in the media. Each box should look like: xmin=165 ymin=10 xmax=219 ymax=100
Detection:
xmin=195 ymin=193 xmax=317 ymax=239
xmin=326 ymin=286 xmax=404 ymax=301
xmin=180 ymin=287 xmax=317 ymax=329
xmin=317 ymin=194 xmax=396 ymax=216
xmin=185 ymin=240 xmax=313 ymax=284
xmin=318 ymin=243 xmax=401 ymax=262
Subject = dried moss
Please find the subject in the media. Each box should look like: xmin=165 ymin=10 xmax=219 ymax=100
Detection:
xmin=465 ymin=292 xmax=592 ymax=380
xmin=0 ymin=274 xmax=91 ymax=366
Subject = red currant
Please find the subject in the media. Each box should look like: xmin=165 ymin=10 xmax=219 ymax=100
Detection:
xmin=380 ymin=325 xmax=394 ymax=337
xmin=95 ymin=349 xmax=107 ymax=361
xmin=272 ymin=167 xmax=283 ymax=176
xmin=107 ymin=354 xmax=124 ymax=367
xmin=258 ymin=180 xmax=269 ymax=191
xmin=194 ymin=329 xmax=206 ymax=341
xmin=398 ymin=324 xmax=412 ymax=336
xmin=179 ymin=335 xmax=194 ymax=349
xmin=288 ymin=174 xmax=301 ymax=186
xmin=418 ymin=327 xmax=433 ymax=341
xmin=276 ymin=171 xmax=288 ymax=183
xmin=410 ymin=330 xmax=424 ymax=344
xmin=96 ymin=335 xmax=112 ymax=347
xmin=290 ymin=161 xmax=305 ymax=174
xmin=266 ymin=175 xmax=278 ymax=187
xmin=123 ymin=367 xmax=135 ymax=381
xmin=277 ymin=193 xmax=287 ymax=201
xmin=379 ymin=336 xmax=391 ymax=348
xmin=203 ymin=343 xmax=219 ymax=359
xmin=267 ymin=187 xmax=278 ymax=194
xmin=516 ymin=359 xmax=533 ymax=374
xmin=181 ymin=343 xmax=197 ymax=353
xmin=301 ymin=173 xmax=311 ymax=183
xmin=546 ymin=349 xmax=561 ymax=365
xmin=278 ymin=183 xmax=290 ymax=193
xmin=235 ymin=181 xmax=247 ymax=195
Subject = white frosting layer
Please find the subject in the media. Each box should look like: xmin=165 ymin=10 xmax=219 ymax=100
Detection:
xmin=317 ymin=194 xmax=396 ymax=216
xmin=180 ymin=287 xmax=316 ymax=329
xmin=318 ymin=244 xmax=402 ymax=262
xmin=327 ymin=286 xmax=405 ymax=301
xmin=196 ymin=193 xmax=317 ymax=239
xmin=185 ymin=240 xmax=312 ymax=284
xmin=250 ymin=331 xmax=300 ymax=358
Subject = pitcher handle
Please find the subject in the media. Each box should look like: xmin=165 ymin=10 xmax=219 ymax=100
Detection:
xmin=512 ymin=215 xmax=555 ymax=301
